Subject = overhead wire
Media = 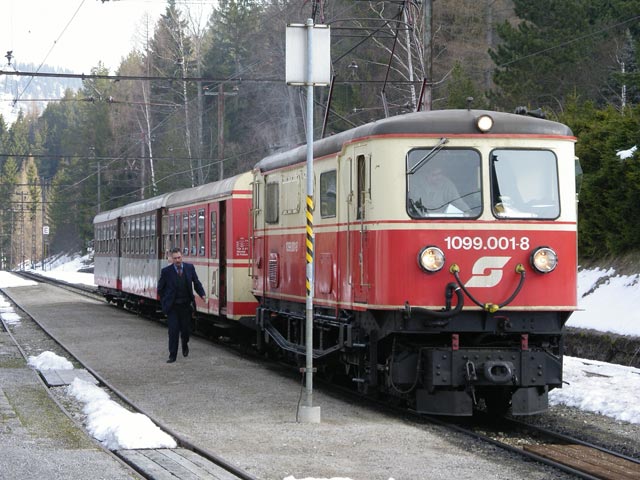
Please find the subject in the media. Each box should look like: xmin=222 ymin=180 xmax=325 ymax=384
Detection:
xmin=9 ymin=3 xmax=638 ymax=212
xmin=13 ymin=0 xmax=88 ymax=106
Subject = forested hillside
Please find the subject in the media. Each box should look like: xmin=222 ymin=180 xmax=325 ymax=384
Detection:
xmin=0 ymin=63 xmax=81 ymax=125
xmin=0 ymin=0 xmax=638 ymax=268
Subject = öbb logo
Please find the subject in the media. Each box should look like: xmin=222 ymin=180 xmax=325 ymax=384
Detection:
xmin=464 ymin=256 xmax=511 ymax=288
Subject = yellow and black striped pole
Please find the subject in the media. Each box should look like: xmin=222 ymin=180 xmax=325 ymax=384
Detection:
xmin=305 ymin=195 xmax=314 ymax=297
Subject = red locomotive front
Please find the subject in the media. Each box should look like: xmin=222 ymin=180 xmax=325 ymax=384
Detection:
xmin=252 ymin=110 xmax=578 ymax=415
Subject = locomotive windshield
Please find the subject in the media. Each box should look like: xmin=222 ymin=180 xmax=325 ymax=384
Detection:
xmin=491 ymin=149 xmax=560 ymax=219
xmin=407 ymin=148 xmax=481 ymax=218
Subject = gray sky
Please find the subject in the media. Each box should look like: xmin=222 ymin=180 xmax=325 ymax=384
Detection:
xmin=1 ymin=0 xmax=211 ymax=73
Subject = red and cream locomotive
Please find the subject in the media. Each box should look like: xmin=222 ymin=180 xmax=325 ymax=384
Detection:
xmin=94 ymin=108 xmax=578 ymax=415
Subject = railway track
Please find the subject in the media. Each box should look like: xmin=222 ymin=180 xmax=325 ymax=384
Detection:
xmin=3 ymin=271 xmax=259 ymax=480
xmin=8 ymin=271 xmax=640 ymax=480
xmin=433 ymin=414 xmax=640 ymax=480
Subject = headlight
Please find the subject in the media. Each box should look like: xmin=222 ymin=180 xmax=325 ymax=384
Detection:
xmin=476 ymin=114 xmax=494 ymax=133
xmin=531 ymin=247 xmax=558 ymax=273
xmin=418 ymin=246 xmax=445 ymax=273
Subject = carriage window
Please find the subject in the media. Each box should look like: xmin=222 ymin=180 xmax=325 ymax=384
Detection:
xmin=198 ymin=209 xmax=205 ymax=256
xmin=122 ymin=220 xmax=127 ymax=254
xmin=320 ymin=170 xmax=337 ymax=218
xmin=134 ymin=217 xmax=140 ymax=254
xmin=491 ymin=149 xmax=559 ymax=219
xmin=138 ymin=217 xmax=143 ymax=254
xmin=210 ymin=211 xmax=217 ymax=259
xmin=176 ymin=214 xmax=182 ymax=252
xmin=169 ymin=214 xmax=175 ymax=251
xmin=162 ymin=214 xmax=168 ymax=256
xmin=130 ymin=219 xmax=134 ymax=254
xmin=149 ymin=215 xmax=156 ymax=254
xmin=407 ymin=148 xmax=481 ymax=218
xmin=265 ymin=182 xmax=279 ymax=224
xmin=356 ymin=156 xmax=366 ymax=220
xmin=110 ymin=224 xmax=113 ymax=254
xmin=190 ymin=210 xmax=197 ymax=256
xmin=182 ymin=213 xmax=189 ymax=255
xmin=143 ymin=216 xmax=149 ymax=254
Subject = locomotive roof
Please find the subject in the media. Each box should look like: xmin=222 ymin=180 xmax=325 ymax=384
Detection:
xmin=254 ymin=109 xmax=574 ymax=173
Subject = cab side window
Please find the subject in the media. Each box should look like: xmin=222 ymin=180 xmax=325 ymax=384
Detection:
xmin=320 ymin=170 xmax=337 ymax=218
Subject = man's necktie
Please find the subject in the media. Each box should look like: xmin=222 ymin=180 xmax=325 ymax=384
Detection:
xmin=177 ymin=266 xmax=182 ymax=276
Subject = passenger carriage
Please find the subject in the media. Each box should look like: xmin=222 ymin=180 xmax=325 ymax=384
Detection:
xmin=161 ymin=172 xmax=255 ymax=321
xmin=94 ymin=173 xmax=256 ymax=322
xmin=94 ymin=194 xmax=171 ymax=307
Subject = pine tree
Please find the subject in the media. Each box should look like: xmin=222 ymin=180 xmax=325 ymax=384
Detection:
xmin=489 ymin=0 xmax=632 ymax=110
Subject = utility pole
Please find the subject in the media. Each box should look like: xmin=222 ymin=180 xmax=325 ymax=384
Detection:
xmin=204 ymin=84 xmax=237 ymax=181
xmin=217 ymin=84 xmax=225 ymax=181
xmin=20 ymin=191 xmax=25 ymax=270
xmin=31 ymin=181 xmax=36 ymax=269
xmin=41 ymin=177 xmax=48 ymax=270
xmin=422 ymin=0 xmax=433 ymax=111
xmin=91 ymin=146 xmax=100 ymax=213
xmin=9 ymin=208 xmax=14 ymax=269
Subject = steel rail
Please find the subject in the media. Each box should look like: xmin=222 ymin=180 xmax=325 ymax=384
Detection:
xmin=4 ymin=274 xmax=260 ymax=480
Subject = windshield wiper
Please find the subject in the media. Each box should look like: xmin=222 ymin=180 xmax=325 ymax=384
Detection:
xmin=407 ymin=137 xmax=449 ymax=175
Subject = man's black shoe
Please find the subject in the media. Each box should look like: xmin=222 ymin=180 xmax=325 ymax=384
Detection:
xmin=182 ymin=345 xmax=189 ymax=357
xmin=167 ymin=357 xmax=176 ymax=363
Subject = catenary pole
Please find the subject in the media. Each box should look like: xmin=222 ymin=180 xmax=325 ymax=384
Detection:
xmin=304 ymin=16 xmax=317 ymax=420
xmin=286 ymin=17 xmax=328 ymax=424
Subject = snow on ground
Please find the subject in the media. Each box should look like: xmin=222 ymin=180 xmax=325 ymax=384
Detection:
xmin=568 ymin=267 xmax=640 ymax=336
xmin=26 ymin=353 xmax=176 ymax=450
xmin=0 ymin=253 xmax=638 ymax=480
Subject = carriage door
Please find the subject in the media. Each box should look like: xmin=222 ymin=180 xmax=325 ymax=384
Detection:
xmin=250 ymin=174 xmax=266 ymax=296
xmin=208 ymin=201 xmax=227 ymax=316
xmin=348 ymin=150 xmax=371 ymax=304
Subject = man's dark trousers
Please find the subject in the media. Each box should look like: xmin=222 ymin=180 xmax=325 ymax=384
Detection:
xmin=168 ymin=303 xmax=191 ymax=359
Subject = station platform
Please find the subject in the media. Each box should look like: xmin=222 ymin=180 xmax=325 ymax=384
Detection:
xmin=0 ymin=326 xmax=137 ymax=479
xmin=2 ymin=282 xmax=569 ymax=480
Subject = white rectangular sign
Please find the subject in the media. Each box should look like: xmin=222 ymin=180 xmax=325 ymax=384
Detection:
xmin=286 ymin=24 xmax=331 ymax=85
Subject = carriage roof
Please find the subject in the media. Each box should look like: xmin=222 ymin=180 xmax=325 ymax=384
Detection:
xmin=93 ymin=193 xmax=173 ymax=224
xmin=93 ymin=173 xmax=249 ymax=224
xmin=164 ymin=173 xmax=247 ymax=209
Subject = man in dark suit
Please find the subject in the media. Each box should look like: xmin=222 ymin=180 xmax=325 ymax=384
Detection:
xmin=157 ymin=247 xmax=206 ymax=363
